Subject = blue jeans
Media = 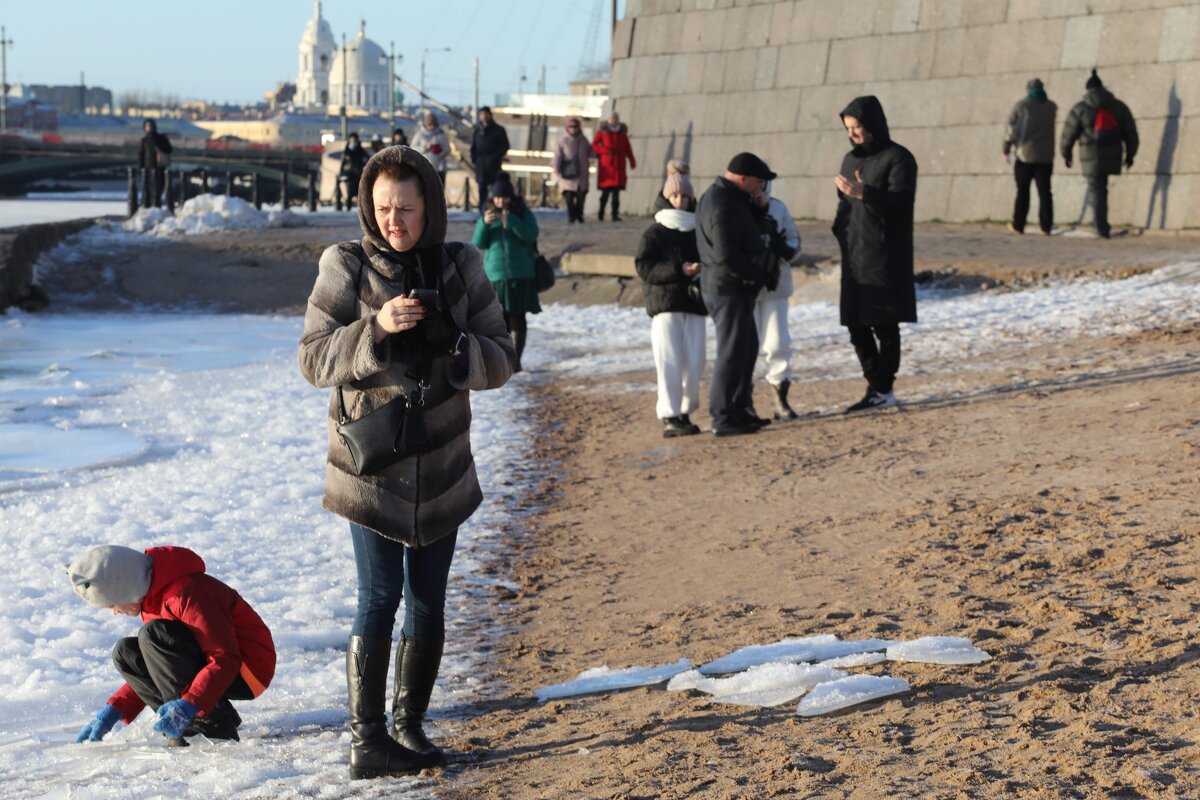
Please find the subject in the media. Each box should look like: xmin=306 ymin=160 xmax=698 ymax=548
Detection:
xmin=349 ymin=523 xmax=458 ymax=640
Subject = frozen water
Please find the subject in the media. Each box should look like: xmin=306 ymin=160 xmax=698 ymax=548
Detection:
xmin=797 ymin=675 xmax=911 ymax=717
xmin=534 ymin=658 xmax=692 ymax=702
xmin=886 ymin=636 xmax=992 ymax=665
xmin=820 ymin=651 xmax=888 ymax=669
xmin=698 ymin=635 xmax=890 ymax=675
xmin=668 ymin=661 xmax=849 ymax=708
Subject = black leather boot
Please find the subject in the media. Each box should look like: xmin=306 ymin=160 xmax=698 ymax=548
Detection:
xmin=771 ymin=379 xmax=798 ymax=420
xmin=347 ymin=636 xmax=428 ymax=779
xmin=392 ymin=635 xmax=447 ymax=767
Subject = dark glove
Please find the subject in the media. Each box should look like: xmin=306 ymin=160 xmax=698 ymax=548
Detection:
xmin=153 ymin=699 xmax=199 ymax=738
xmin=1064 ymin=156 xmax=1072 ymax=169
xmin=765 ymin=260 xmax=781 ymax=293
xmin=76 ymin=704 xmax=121 ymax=743
xmin=770 ymin=231 xmax=797 ymax=262
xmin=417 ymin=308 xmax=464 ymax=355
xmin=1124 ymin=156 xmax=1134 ymax=169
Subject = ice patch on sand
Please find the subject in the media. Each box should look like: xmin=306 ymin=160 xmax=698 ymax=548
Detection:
xmin=698 ymin=635 xmax=890 ymax=675
xmin=797 ymin=675 xmax=911 ymax=717
xmin=535 ymin=658 xmax=692 ymax=702
xmin=820 ymin=651 xmax=888 ymax=669
xmin=887 ymin=636 xmax=992 ymax=665
xmin=669 ymin=662 xmax=849 ymax=707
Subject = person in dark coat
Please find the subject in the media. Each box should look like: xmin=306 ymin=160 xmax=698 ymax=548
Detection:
xmin=696 ymin=152 xmax=775 ymax=437
xmin=391 ymin=127 xmax=409 ymax=147
xmin=1003 ymin=77 xmax=1057 ymax=235
xmin=833 ymin=95 xmax=918 ymax=413
xmin=340 ymin=133 xmax=370 ymax=210
xmin=635 ymin=172 xmax=706 ymax=437
xmin=69 ymin=545 xmax=276 ymax=746
xmin=1060 ymin=69 xmax=1139 ymax=239
xmin=470 ymin=107 xmax=510 ymax=212
xmin=138 ymin=120 xmax=172 ymax=209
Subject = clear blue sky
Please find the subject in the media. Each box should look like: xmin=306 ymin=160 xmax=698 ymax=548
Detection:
xmin=1 ymin=0 xmax=625 ymax=106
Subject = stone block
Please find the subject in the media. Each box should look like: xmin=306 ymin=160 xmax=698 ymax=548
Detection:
xmin=755 ymin=46 xmax=780 ymax=89
xmin=960 ymin=0 xmax=1008 ymax=27
xmin=699 ymin=9 xmax=730 ymax=51
xmin=797 ymin=83 xmax=849 ymax=130
xmin=939 ymin=77 xmax=977 ymax=126
xmin=946 ymin=174 xmax=998 ymax=222
xmin=722 ymin=5 xmax=751 ymax=50
xmin=1171 ymin=60 xmax=1200 ymax=117
xmin=771 ymin=2 xmax=795 ymax=43
xmin=919 ymin=0 xmax=964 ymax=30
xmin=684 ymin=53 xmax=708 ymax=93
xmin=642 ymin=0 xmax=683 ymax=13
xmin=826 ymin=38 xmax=877 ymax=85
xmin=891 ymin=0 xmax=921 ymax=33
xmin=663 ymin=54 xmax=692 ymax=96
xmin=915 ymin=174 xmax=952 ymax=221
xmin=776 ymin=41 xmax=831 ymax=88
xmin=1014 ymin=19 xmax=1068 ymax=73
xmin=878 ymin=80 xmax=945 ymax=130
xmin=633 ymin=55 xmax=670 ymax=97
xmin=751 ymin=88 xmax=802 ymax=133
xmin=746 ymin=3 xmax=775 ymax=47
xmin=613 ymin=18 xmax=636 ymax=60
xmin=1060 ymin=15 xmax=1103 ymax=68
xmin=1159 ymin=4 xmax=1200 ymax=62
xmin=610 ymin=59 xmax=636 ymax=100
xmin=797 ymin=0 xmax=861 ymax=43
xmin=959 ymin=26 xmax=993 ymax=76
xmin=1165 ymin=116 xmax=1194 ymax=174
xmin=875 ymin=31 xmax=937 ymax=81
xmin=931 ymin=27 xmax=965 ymax=77
xmin=1098 ymin=9 xmax=1165 ymax=67
xmin=723 ymin=49 xmax=760 ymax=92
xmin=970 ymin=75 xmax=1021 ymax=126
xmin=703 ymin=50 xmax=728 ymax=92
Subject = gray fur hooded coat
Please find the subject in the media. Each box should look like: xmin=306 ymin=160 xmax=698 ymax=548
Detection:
xmin=299 ymin=145 xmax=516 ymax=546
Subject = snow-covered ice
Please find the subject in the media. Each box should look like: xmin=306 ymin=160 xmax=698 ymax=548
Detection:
xmin=698 ymin=635 xmax=891 ymax=675
xmin=534 ymin=658 xmax=693 ymax=702
xmin=796 ymin=675 xmax=911 ymax=717
xmin=668 ymin=662 xmax=849 ymax=707
xmin=819 ymin=651 xmax=888 ymax=669
xmin=886 ymin=636 xmax=992 ymax=665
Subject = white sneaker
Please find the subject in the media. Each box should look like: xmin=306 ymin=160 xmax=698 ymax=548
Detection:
xmin=845 ymin=390 xmax=897 ymax=413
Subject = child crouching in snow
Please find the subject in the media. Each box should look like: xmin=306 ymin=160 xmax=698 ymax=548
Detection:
xmin=68 ymin=545 xmax=275 ymax=745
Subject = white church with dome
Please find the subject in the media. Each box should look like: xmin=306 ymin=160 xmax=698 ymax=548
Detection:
xmin=296 ymin=2 xmax=390 ymax=116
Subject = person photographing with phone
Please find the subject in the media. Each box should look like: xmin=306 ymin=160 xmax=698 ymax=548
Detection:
xmin=472 ymin=175 xmax=541 ymax=372
xmin=299 ymin=145 xmax=515 ymax=780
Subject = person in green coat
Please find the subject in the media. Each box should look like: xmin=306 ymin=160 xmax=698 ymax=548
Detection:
xmin=471 ymin=176 xmax=541 ymax=371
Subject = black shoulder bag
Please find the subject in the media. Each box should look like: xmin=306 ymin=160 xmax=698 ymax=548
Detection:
xmin=334 ymin=244 xmax=432 ymax=476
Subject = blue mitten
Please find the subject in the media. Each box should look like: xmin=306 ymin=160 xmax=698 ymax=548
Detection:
xmin=75 ymin=704 xmax=122 ymax=743
xmin=152 ymin=699 xmax=199 ymax=738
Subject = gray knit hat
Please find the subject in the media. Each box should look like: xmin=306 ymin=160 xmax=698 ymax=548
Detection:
xmin=67 ymin=545 xmax=152 ymax=607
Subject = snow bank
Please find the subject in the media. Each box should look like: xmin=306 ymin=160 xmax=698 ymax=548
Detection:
xmin=123 ymin=195 xmax=306 ymax=237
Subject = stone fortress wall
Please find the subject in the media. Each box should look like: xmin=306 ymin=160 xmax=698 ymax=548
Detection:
xmin=608 ymin=0 xmax=1200 ymax=229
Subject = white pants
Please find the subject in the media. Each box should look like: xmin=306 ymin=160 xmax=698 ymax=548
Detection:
xmin=650 ymin=312 xmax=706 ymax=419
xmin=754 ymin=296 xmax=792 ymax=386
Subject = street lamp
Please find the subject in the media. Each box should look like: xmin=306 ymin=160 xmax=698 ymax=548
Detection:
xmin=380 ymin=43 xmax=401 ymax=125
xmin=420 ymin=47 xmax=450 ymax=113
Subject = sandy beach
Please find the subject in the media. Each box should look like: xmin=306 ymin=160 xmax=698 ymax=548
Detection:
xmin=33 ymin=213 xmax=1200 ymax=799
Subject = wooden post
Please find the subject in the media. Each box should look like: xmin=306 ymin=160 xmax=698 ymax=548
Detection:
xmin=127 ymin=167 xmax=138 ymax=216
xmin=308 ymin=170 xmax=318 ymax=212
xmin=281 ymin=169 xmax=290 ymax=208
xmin=252 ymin=173 xmax=262 ymax=210
xmin=225 ymin=172 xmax=233 ymax=197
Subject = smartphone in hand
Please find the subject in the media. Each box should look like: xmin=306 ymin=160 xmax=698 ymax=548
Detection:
xmin=408 ymin=288 xmax=440 ymax=308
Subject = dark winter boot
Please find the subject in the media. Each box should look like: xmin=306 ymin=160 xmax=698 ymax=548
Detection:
xmin=347 ymin=636 xmax=428 ymax=779
xmin=187 ymin=698 xmax=242 ymax=741
xmin=391 ymin=635 xmax=447 ymax=767
xmin=770 ymin=380 xmax=798 ymax=421
xmin=611 ymin=193 xmax=621 ymax=222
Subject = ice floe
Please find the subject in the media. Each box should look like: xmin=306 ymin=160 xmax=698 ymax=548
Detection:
xmin=698 ymin=634 xmax=891 ymax=675
xmin=534 ymin=658 xmax=693 ymax=702
xmin=797 ymin=675 xmax=911 ymax=716
xmin=886 ymin=636 xmax=992 ymax=665
xmin=669 ymin=662 xmax=849 ymax=707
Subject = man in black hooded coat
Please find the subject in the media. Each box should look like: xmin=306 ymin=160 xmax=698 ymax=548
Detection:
xmin=1060 ymin=70 xmax=1138 ymax=239
xmin=138 ymin=120 xmax=173 ymax=208
xmin=832 ymin=95 xmax=918 ymax=413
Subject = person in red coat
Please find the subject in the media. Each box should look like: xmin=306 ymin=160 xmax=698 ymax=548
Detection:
xmin=69 ymin=545 xmax=276 ymax=745
xmin=592 ymin=112 xmax=637 ymax=221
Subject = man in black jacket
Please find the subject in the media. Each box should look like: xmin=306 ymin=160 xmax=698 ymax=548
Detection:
xmin=138 ymin=120 xmax=172 ymax=209
xmin=471 ymin=107 xmax=510 ymax=212
xmin=1060 ymin=70 xmax=1138 ymax=239
xmin=833 ymin=96 xmax=918 ymax=413
xmin=696 ymin=152 xmax=775 ymax=437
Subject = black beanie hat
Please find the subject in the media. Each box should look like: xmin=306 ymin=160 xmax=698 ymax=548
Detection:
xmin=1086 ymin=69 xmax=1103 ymax=89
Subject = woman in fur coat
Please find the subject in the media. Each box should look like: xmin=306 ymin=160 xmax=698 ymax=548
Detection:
xmin=298 ymin=146 xmax=515 ymax=779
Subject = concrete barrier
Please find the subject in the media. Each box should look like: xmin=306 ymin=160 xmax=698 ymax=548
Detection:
xmin=0 ymin=219 xmax=97 ymax=312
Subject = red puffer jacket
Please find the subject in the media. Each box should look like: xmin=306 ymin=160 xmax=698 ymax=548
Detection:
xmin=592 ymin=124 xmax=636 ymax=189
xmin=108 ymin=546 xmax=276 ymax=721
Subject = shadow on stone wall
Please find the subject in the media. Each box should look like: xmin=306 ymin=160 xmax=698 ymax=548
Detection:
xmin=662 ymin=121 xmax=694 ymax=180
xmin=1145 ymin=81 xmax=1181 ymax=230
xmin=0 ymin=219 xmax=97 ymax=312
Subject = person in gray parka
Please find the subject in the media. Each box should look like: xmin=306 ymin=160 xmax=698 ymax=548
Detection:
xmin=1003 ymin=77 xmax=1057 ymax=235
xmin=833 ymin=95 xmax=918 ymax=413
xmin=1060 ymin=69 xmax=1139 ymax=238
xmin=299 ymin=146 xmax=515 ymax=779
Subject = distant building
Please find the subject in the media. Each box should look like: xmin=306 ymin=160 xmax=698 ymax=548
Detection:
xmin=568 ymin=78 xmax=609 ymax=98
xmin=295 ymin=4 xmax=390 ymax=116
xmin=265 ymin=82 xmax=297 ymax=111
xmin=6 ymin=83 xmax=113 ymax=115
xmin=2 ymin=99 xmax=58 ymax=132
xmin=191 ymin=112 xmax=393 ymax=147
xmin=296 ymin=1 xmax=336 ymax=110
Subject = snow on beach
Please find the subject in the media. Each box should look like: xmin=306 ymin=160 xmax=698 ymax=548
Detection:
xmin=1 ymin=217 xmax=1199 ymax=797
